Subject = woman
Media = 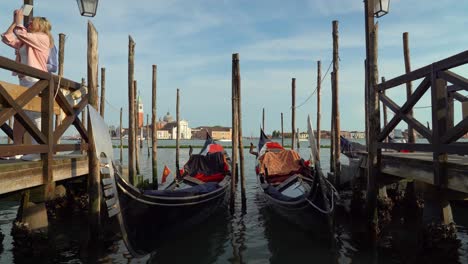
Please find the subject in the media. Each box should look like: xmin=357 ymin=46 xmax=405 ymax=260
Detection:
xmin=1 ymin=9 xmax=53 ymax=160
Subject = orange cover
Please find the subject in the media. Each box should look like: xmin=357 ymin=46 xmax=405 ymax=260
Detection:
xmin=259 ymin=150 xmax=302 ymax=176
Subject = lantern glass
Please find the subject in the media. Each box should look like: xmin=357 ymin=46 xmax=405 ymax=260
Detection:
xmin=77 ymin=0 xmax=99 ymax=17
xmin=374 ymin=0 xmax=390 ymax=18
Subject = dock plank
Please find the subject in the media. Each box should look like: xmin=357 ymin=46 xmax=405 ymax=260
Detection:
xmin=0 ymin=154 xmax=88 ymax=195
xmin=381 ymin=152 xmax=468 ymax=193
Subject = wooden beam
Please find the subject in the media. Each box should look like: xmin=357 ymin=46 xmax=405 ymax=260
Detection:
xmin=441 ymin=117 xmax=468 ymax=144
xmin=379 ymin=93 xmax=432 ymax=141
xmin=377 ymin=50 xmax=468 ymax=91
xmin=439 ymin=71 xmax=468 ymax=91
xmin=42 ymin=76 xmax=55 ymax=200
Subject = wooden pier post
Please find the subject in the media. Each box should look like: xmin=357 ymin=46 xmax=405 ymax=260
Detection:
xmin=365 ymin=0 xmax=381 ymax=233
xmin=235 ymin=54 xmax=246 ymax=210
xmin=382 ymin=77 xmax=388 ymax=142
xmin=262 ymin=108 xmax=265 ymax=131
xmin=317 ymin=60 xmax=321 ymax=157
xmin=291 ymin=78 xmax=296 ymax=150
xmin=56 ymin=33 xmax=65 ymax=131
xmin=81 ymin=78 xmax=87 ymax=155
xmin=403 ymin=32 xmax=415 ymax=143
xmin=128 ymin=36 xmax=136 ymax=185
xmin=120 ymin=107 xmax=123 ymax=164
xmin=231 ymin=54 xmax=240 ymax=212
xmin=431 ymin=77 xmax=448 ymax=187
xmin=7 ymin=118 xmax=12 ymax=144
xmin=332 ymin=20 xmax=341 ymax=186
xmin=152 ymin=65 xmax=158 ymax=188
xmin=100 ymin=67 xmax=106 ymax=118
xmin=281 ymin=112 xmax=284 ymax=146
xmin=87 ymin=21 xmax=101 ymax=241
xmin=176 ymin=89 xmax=180 ymax=179
xmin=134 ymin=80 xmax=140 ymax=176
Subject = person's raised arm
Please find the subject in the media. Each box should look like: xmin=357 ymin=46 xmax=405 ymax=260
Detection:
xmin=1 ymin=10 xmax=22 ymax=48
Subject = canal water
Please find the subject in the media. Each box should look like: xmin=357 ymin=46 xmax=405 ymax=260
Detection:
xmin=1 ymin=139 xmax=468 ymax=263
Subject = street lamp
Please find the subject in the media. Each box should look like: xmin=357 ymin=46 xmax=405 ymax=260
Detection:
xmin=374 ymin=0 xmax=390 ymax=17
xmin=76 ymin=0 xmax=99 ymax=17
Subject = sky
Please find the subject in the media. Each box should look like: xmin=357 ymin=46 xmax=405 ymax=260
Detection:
xmin=1 ymin=0 xmax=467 ymax=137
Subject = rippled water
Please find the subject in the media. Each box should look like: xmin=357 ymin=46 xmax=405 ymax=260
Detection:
xmin=1 ymin=139 xmax=468 ymax=263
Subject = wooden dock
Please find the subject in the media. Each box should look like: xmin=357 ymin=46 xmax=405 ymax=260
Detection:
xmin=381 ymin=152 xmax=468 ymax=194
xmin=0 ymin=154 xmax=88 ymax=196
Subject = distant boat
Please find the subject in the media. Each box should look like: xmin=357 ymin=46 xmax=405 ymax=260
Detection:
xmin=218 ymin=139 xmax=231 ymax=142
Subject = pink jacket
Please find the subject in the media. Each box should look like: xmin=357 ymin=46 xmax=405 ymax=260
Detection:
xmin=1 ymin=24 xmax=50 ymax=75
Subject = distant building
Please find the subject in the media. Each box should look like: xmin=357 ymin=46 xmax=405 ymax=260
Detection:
xmin=350 ymin=131 xmax=365 ymax=139
xmin=192 ymin=126 xmax=232 ymax=140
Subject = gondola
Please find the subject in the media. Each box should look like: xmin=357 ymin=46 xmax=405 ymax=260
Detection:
xmin=112 ymin=133 xmax=231 ymax=254
xmin=86 ymin=107 xmax=231 ymax=256
xmin=253 ymin=116 xmax=336 ymax=232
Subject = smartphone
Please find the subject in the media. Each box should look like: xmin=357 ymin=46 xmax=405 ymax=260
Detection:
xmin=21 ymin=4 xmax=33 ymax=16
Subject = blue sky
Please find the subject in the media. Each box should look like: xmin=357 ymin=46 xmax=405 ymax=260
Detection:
xmin=1 ymin=0 xmax=467 ymax=137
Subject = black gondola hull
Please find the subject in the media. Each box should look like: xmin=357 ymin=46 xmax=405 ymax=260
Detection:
xmin=116 ymin=174 xmax=230 ymax=254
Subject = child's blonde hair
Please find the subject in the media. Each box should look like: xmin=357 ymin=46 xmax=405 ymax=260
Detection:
xmin=30 ymin=17 xmax=54 ymax=48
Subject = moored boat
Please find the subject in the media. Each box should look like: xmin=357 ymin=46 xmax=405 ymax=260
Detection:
xmin=113 ymin=133 xmax=231 ymax=254
xmin=253 ymin=117 xmax=336 ymax=232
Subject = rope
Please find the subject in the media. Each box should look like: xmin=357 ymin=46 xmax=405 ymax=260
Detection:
xmin=293 ymin=59 xmax=334 ymax=110
xmin=304 ymin=177 xmax=338 ymax=215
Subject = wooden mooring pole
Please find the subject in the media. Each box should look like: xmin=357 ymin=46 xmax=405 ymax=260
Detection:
xmin=146 ymin=114 xmax=150 ymax=157
xmin=234 ymin=54 xmax=246 ymax=211
xmin=332 ymin=20 xmax=341 ymax=186
xmin=134 ymin=80 xmax=140 ymax=176
xmin=100 ymin=67 xmax=106 ymax=118
xmin=330 ymin=72 xmax=335 ymax=174
xmin=176 ymin=89 xmax=180 ymax=179
xmin=128 ymin=36 xmax=136 ymax=185
xmin=152 ymin=65 xmax=158 ymax=188
xmin=382 ymin=77 xmax=388 ymax=142
xmin=281 ymin=112 xmax=284 ymax=147
xmin=365 ymin=0 xmax=381 ymax=235
xmin=262 ymin=108 xmax=265 ymax=131
xmin=403 ymin=32 xmax=415 ymax=143
xmin=87 ymin=21 xmax=101 ymax=241
xmin=81 ymin=78 xmax=87 ymax=155
xmin=231 ymin=54 xmax=240 ymax=213
xmin=56 ymin=33 xmax=65 ymax=132
xmin=316 ymin=60 xmax=321 ymax=157
xmin=120 ymin=107 xmax=123 ymax=164
xmin=291 ymin=78 xmax=296 ymax=150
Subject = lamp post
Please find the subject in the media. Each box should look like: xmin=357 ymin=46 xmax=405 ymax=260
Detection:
xmin=76 ymin=0 xmax=99 ymax=17
xmin=364 ymin=0 xmax=389 ymax=236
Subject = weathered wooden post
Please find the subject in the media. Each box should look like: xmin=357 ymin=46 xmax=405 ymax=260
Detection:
xmin=262 ymin=108 xmax=265 ymax=131
xmin=146 ymin=114 xmax=150 ymax=157
xmin=317 ymin=60 xmax=321 ymax=157
xmin=176 ymin=89 xmax=180 ymax=179
xmin=291 ymin=78 xmax=296 ymax=150
xmin=382 ymin=77 xmax=388 ymax=142
xmin=330 ymin=72 xmax=335 ymax=174
xmin=365 ymin=0 xmax=381 ymax=234
xmin=403 ymin=32 xmax=415 ymax=143
xmin=81 ymin=78 xmax=87 ymax=154
xmin=296 ymin=128 xmax=300 ymax=149
xmin=332 ymin=20 xmax=341 ymax=186
xmin=100 ymin=67 xmax=106 ymax=118
xmin=134 ymin=80 xmax=140 ymax=176
xmin=87 ymin=21 xmax=101 ymax=240
xmin=7 ymin=118 xmax=12 ymax=144
xmin=56 ymin=33 xmax=65 ymax=131
xmin=235 ymin=54 xmax=246 ymax=210
xmin=231 ymin=54 xmax=239 ymax=212
xmin=128 ymin=36 xmax=136 ymax=184
xmin=152 ymin=65 xmax=158 ymax=188
xmin=281 ymin=112 xmax=284 ymax=146
xmin=119 ymin=107 xmax=123 ymax=164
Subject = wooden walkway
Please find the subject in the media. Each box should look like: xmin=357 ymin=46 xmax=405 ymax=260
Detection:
xmin=381 ymin=152 xmax=468 ymax=194
xmin=0 ymin=154 xmax=88 ymax=196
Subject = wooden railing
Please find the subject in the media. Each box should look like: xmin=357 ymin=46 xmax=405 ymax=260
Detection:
xmin=376 ymin=50 xmax=468 ymax=186
xmin=0 ymin=55 xmax=89 ymax=197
